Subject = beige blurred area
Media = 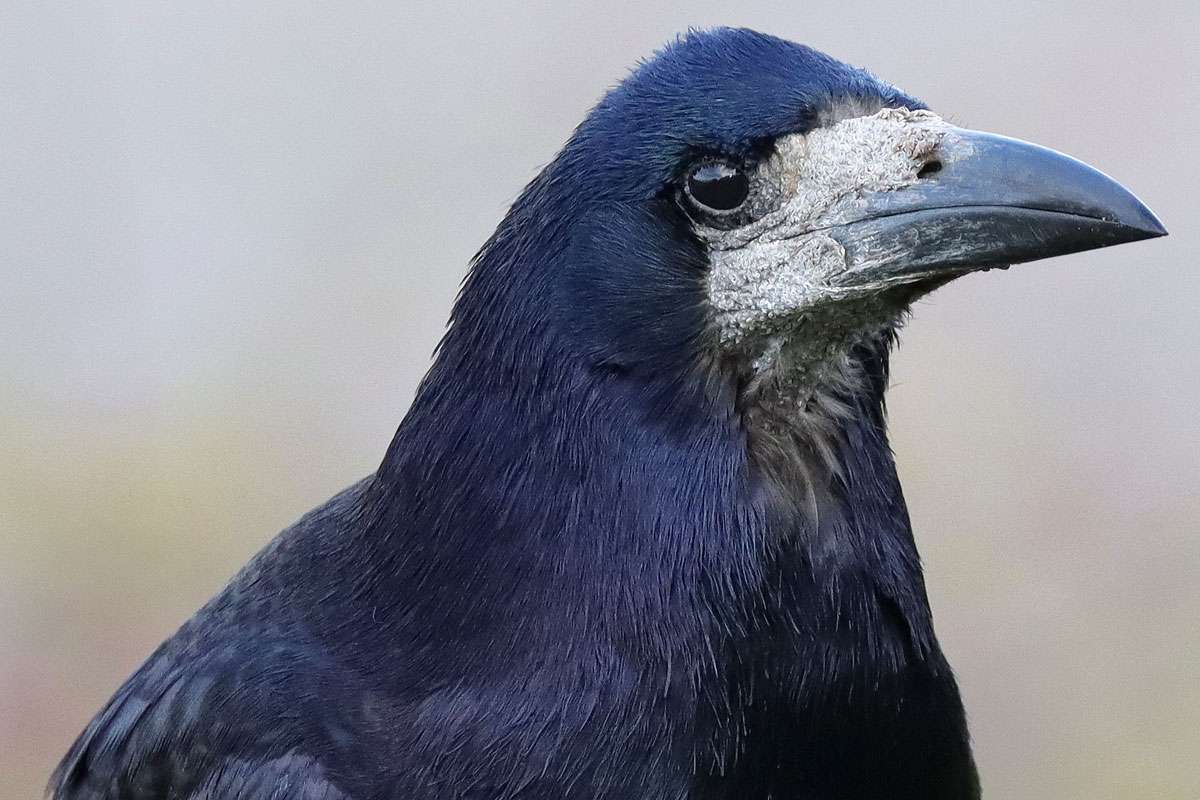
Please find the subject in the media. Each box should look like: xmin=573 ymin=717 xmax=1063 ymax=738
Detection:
xmin=3 ymin=2 xmax=1198 ymax=798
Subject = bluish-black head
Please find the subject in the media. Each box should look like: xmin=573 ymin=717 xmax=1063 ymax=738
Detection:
xmin=442 ymin=27 xmax=1164 ymax=424
xmin=563 ymin=28 xmax=919 ymax=200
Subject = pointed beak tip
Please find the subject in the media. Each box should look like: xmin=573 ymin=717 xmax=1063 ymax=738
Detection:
xmin=1109 ymin=204 xmax=1168 ymax=246
xmin=1134 ymin=211 xmax=1169 ymax=240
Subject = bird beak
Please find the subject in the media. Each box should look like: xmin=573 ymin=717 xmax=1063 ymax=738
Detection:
xmin=827 ymin=127 xmax=1167 ymax=288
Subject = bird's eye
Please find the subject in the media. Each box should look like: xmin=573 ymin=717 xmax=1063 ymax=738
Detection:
xmin=685 ymin=160 xmax=750 ymax=213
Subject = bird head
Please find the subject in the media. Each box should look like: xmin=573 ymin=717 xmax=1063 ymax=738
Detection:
xmin=444 ymin=28 xmax=1164 ymax=437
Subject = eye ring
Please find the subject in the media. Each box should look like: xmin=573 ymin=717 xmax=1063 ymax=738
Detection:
xmin=684 ymin=159 xmax=751 ymax=214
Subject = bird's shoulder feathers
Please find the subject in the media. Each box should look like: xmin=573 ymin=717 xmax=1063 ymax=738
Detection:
xmin=49 ymin=482 xmax=379 ymax=800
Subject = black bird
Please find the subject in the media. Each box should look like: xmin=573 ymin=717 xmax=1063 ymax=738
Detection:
xmin=51 ymin=28 xmax=1166 ymax=800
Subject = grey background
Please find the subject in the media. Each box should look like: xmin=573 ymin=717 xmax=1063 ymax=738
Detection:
xmin=3 ymin=2 xmax=1198 ymax=798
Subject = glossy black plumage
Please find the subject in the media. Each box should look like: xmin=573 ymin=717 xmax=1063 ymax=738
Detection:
xmin=52 ymin=28 xmax=993 ymax=799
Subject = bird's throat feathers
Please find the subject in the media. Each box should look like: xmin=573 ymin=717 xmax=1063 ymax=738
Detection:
xmin=398 ymin=154 xmax=910 ymax=513
xmin=368 ymin=53 xmax=932 ymax=658
xmin=373 ymin=164 xmax=922 ymax=631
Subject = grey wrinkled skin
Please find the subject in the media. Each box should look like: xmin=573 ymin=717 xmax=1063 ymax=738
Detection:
xmin=703 ymin=107 xmax=953 ymax=346
xmin=699 ymin=108 xmax=960 ymax=484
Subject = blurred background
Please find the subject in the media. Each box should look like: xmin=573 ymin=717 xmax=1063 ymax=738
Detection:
xmin=3 ymin=2 xmax=1197 ymax=798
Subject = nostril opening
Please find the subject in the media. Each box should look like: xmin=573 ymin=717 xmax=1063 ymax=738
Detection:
xmin=917 ymin=159 xmax=943 ymax=179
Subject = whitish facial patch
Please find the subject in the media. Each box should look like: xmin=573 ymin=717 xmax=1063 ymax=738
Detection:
xmin=702 ymin=107 xmax=950 ymax=343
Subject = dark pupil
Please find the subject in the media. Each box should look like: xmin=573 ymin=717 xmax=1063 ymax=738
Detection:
xmin=688 ymin=162 xmax=749 ymax=211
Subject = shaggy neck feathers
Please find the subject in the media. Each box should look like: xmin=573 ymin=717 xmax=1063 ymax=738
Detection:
xmin=365 ymin=116 xmax=937 ymax=678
